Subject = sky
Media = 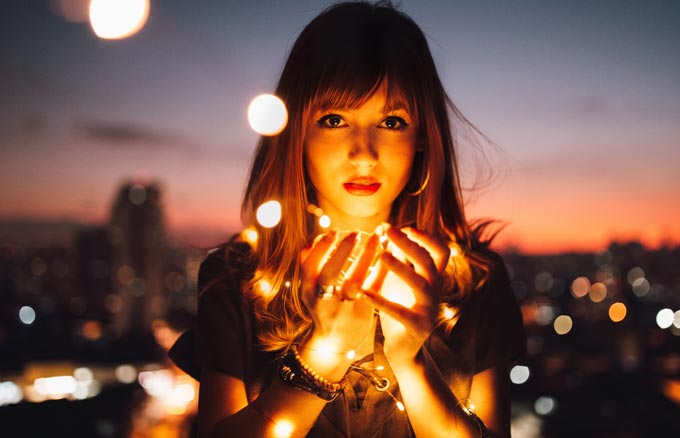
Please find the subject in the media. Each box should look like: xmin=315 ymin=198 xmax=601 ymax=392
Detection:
xmin=1 ymin=0 xmax=679 ymax=254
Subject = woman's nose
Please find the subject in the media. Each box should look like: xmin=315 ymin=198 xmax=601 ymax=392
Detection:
xmin=348 ymin=130 xmax=378 ymax=169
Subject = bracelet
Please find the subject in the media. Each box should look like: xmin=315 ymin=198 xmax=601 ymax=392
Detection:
xmin=467 ymin=410 xmax=490 ymax=438
xmin=276 ymin=345 xmax=347 ymax=402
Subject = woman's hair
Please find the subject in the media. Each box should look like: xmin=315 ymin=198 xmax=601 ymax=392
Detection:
xmin=241 ymin=1 xmax=496 ymax=351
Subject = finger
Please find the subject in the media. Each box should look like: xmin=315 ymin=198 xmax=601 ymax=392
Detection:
xmin=380 ymin=252 xmax=432 ymax=305
xmin=401 ymin=227 xmax=450 ymax=273
xmin=385 ymin=227 xmax=438 ymax=284
xmin=363 ymin=288 xmax=414 ymax=323
xmin=301 ymin=232 xmax=337 ymax=300
xmin=341 ymin=233 xmax=379 ymax=299
xmin=318 ymin=232 xmax=357 ymax=285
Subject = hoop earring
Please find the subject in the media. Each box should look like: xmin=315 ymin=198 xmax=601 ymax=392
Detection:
xmin=407 ymin=168 xmax=430 ymax=196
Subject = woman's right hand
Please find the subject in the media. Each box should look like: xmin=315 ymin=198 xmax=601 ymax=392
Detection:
xmin=299 ymin=231 xmax=379 ymax=359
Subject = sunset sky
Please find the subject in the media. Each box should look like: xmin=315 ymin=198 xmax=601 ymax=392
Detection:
xmin=2 ymin=0 xmax=679 ymax=254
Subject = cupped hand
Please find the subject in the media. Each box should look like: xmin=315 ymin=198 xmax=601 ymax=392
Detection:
xmin=300 ymin=231 xmax=380 ymax=353
xmin=363 ymin=226 xmax=450 ymax=363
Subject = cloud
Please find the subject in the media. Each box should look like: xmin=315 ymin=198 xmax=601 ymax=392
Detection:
xmin=74 ymin=119 xmax=183 ymax=148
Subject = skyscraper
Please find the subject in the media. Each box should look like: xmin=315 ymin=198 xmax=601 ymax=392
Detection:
xmin=109 ymin=181 xmax=167 ymax=337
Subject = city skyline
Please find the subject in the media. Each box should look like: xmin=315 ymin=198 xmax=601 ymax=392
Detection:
xmin=2 ymin=0 xmax=680 ymax=254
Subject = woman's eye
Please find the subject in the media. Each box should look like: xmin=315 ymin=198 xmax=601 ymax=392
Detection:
xmin=381 ymin=116 xmax=408 ymax=130
xmin=317 ymin=114 xmax=345 ymax=128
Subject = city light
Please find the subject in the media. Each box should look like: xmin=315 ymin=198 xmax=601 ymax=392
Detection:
xmin=570 ymin=276 xmax=590 ymax=298
xmin=19 ymin=306 xmax=36 ymax=325
xmin=588 ymin=282 xmax=607 ymax=303
xmin=247 ymin=94 xmax=288 ymax=136
xmin=632 ymin=277 xmax=650 ymax=297
xmin=510 ymin=365 xmax=530 ymax=384
xmin=608 ymin=302 xmax=627 ymax=322
xmin=553 ymin=315 xmax=573 ymax=335
xmin=656 ymin=308 xmax=674 ymax=329
xmin=627 ymin=267 xmax=645 ymax=285
xmin=534 ymin=396 xmax=557 ymax=415
xmin=89 ymin=0 xmax=150 ymax=40
xmin=256 ymin=200 xmax=282 ymax=228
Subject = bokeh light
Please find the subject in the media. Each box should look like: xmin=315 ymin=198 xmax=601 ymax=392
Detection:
xmin=19 ymin=306 xmax=36 ymax=325
xmin=247 ymin=94 xmax=288 ymax=136
xmin=588 ymin=282 xmax=607 ymax=303
xmin=570 ymin=276 xmax=590 ymax=298
xmin=256 ymin=200 xmax=282 ymax=228
xmin=553 ymin=315 xmax=573 ymax=335
xmin=632 ymin=277 xmax=650 ymax=297
xmin=656 ymin=308 xmax=674 ymax=329
xmin=673 ymin=310 xmax=680 ymax=329
xmin=510 ymin=365 xmax=530 ymax=384
xmin=89 ymin=0 xmax=150 ymax=40
xmin=534 ymin=271 xmax=553 ymax=293
xmin=115 ymin=364 xmax=137 ymax=384
xmin=627 ymin=267 xmax=645 ymax=285
xmin=534 ymin=396 xmax=557 ymax=415
xmin=608 ymin=302 xmax=627 ymax=322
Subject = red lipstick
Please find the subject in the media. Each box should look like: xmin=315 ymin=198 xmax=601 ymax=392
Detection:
xmin=343 ymin=177 xmax=381 ymax=196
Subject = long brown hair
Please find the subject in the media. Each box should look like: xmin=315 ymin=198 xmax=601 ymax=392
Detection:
xmin=241 ymin=1 xmax=495 ymax=351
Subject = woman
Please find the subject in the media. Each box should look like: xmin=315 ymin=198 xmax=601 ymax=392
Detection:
xmin=170 ymin=2 xmax=525 ymax=437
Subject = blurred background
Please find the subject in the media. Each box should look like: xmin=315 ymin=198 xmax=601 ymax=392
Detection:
xmin=1 ymin=0 xmax=679 ymax=436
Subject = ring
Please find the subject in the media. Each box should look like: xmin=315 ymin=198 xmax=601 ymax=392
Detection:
xmin=315 ymin=283 xmax=336 ymax=300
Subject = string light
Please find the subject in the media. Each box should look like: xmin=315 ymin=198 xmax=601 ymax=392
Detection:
xmin=319 ymin=214 xmax=331 ymax=228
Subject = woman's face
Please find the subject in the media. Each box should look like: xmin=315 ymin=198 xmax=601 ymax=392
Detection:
xmin=304 ymin=86 xmax=417 ymax=232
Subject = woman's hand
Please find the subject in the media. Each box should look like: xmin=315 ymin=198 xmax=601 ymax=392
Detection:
xmin=300 ymin=231 xmax=379 ymax=357
xmin=363 ymin=226 xmax=450 ymax=363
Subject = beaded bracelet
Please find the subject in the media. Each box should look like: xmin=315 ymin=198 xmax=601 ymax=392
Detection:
xmin=276 ymin=345 xmax=347 ymax=402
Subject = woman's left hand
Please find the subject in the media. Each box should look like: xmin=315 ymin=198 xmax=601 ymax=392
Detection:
xmin=363 ymin=226 xmax=450 ymax=363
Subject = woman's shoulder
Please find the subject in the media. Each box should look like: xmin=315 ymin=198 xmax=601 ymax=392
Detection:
xmin=197 ymin=233 xmax=256 ymax=295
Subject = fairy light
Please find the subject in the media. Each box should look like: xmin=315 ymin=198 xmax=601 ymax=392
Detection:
xmin=256 ymin=200 xmax=282 ymax=228
xmin=89 ymin=0 xmax=149 ymax=40
xmin=273 ymin=419 xmax=294 ymax=438
xmin=346 ymin=350 xmax=356 ymax=360
xmin=242 ymin=227 xmax=259 ymax=246
xmin=256 ymin=278 xmax=273 ymax=296
xmin=442 ymin=306 xmax=455 ymax=320
xmin=396 ymin=400 xmax=405 ymax=411
xmin=248 ymin=94 xmax=288 ymax=136
xmin=319 ymin=214 xmax=331 ymax=228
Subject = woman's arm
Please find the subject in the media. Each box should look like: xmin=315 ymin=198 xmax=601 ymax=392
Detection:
xmin=390 ymin=357 xmax=510 ymax=438
xmin=198 ymin=359 xmax=349 ymax=438
xmin=198 ymin=232 xmax=379 ymax=437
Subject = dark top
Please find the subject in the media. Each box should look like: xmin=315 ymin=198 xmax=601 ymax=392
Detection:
xmin=169 ymin=238 xmax=525 ymax=437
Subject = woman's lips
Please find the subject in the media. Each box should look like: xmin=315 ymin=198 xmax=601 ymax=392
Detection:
xmin=343 ymin=178 xmax=381 ymax=196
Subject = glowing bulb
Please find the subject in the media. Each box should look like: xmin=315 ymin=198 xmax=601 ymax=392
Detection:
xmin=257 ymin=279 xmax=273 ymax=296
xmin=242 ymin=227 xmax=259 ymax=245
xmin=319 ymin=214 xmax=331 ymax=228
xmin=248 ymin=94 xmax=288 ymax=136
xmin=89 ymin=0 xmax=149 ymax=40
xmin=273 ymin=419 xmax=294 ymax=438
xmin=346 ymin=350 xmax=356 ymax=360
xmin=381 ymin=271 xmax=416 ymax=308
xmin=256 ymin=200 xmax=282 ymax=228
xmin=396 ymin=401 xmax=405 ymax=411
